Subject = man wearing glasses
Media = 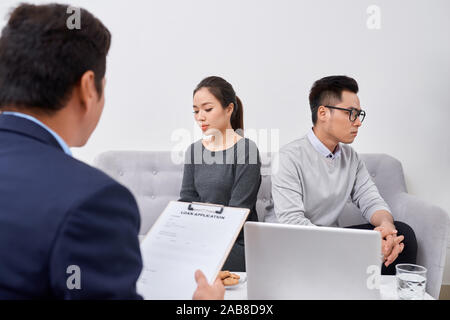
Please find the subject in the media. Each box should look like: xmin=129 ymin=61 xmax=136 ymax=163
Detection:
xmin=271 ymin=75 xmax=417 ymax=275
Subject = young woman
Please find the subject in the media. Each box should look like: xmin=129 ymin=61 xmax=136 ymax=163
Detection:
xmin=179 ymin=76 xmax=261 ymax=272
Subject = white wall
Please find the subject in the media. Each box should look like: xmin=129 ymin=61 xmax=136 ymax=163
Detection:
xmin=1 ymin=0 xmax=449 ymax=282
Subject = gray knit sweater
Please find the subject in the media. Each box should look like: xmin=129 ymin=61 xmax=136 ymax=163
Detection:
xmin=179 ymin=138 xmax=261 ymax=240
xmin=272 ymin=134 xmax=390 ymax=226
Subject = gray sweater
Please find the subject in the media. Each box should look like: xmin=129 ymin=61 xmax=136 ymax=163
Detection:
xmin=179 ymin=138 xmax=261 ymax=240
xmin=271 ymin=132 xmax=390 ymax=227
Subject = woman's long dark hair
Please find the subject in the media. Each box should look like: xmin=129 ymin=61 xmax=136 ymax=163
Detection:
xmin=193 ymin=76 xmax=243 ymax=133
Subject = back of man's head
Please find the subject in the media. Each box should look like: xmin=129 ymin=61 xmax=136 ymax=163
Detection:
xmin=309 ymin=75 xmax=359 ymax=125
xmin=0 ymin=3 xmax=111 ymax=115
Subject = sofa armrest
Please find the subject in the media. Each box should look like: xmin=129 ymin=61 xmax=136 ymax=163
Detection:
xmin=389 ymin=192 xmax=450 ymax=299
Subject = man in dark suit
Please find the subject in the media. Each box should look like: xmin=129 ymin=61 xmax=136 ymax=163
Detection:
xmin=0 ymin=3 xmax=224 ymax=299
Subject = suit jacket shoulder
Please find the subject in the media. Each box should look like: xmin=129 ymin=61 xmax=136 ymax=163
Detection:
xmin=0 ymin=115 xmax=142 ymax=299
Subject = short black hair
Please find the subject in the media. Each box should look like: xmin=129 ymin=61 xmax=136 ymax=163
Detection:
xmin=309 ymin=75 xmax=359 ymax=125
xmin=0 ymin=3 xmax=111 ymax=114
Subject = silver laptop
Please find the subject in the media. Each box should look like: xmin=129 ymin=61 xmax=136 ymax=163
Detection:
xmin=244 ymin=222 xmax=382 ymax=299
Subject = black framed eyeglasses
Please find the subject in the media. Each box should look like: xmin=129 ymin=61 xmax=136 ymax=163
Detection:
xmin=324 ymin=106 xmax=366 ymax=123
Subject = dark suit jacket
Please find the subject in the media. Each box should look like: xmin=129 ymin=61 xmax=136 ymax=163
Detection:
xmin=0 ymin=114 xmax=143 ymax=299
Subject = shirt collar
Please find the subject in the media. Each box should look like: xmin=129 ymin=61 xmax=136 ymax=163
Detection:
xmin=2 ymin=111 xmax=72 ymax=156
xmin=307 ymin=127 xmax=341 ymax=160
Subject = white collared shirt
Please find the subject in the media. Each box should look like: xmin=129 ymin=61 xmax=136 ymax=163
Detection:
xmin=307 ymin=127 xmax=341 ymax=160
xmin=2 ymin=111 xmax=72 ymax=156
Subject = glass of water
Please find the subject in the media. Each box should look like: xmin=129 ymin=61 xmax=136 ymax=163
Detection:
xmin=395 ymin=264 xmax=427 ymax=300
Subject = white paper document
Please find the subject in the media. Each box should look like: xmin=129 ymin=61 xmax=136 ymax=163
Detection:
xmin=136 ymin=201 xmax=250 ymax=300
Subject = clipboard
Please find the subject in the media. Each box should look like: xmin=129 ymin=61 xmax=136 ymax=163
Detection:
xmin=136 ymin=200 xmax=250 ymax=300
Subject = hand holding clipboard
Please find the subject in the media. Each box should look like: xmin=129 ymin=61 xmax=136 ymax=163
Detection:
xmin=137 ymin=201 xmax=249 ymax=300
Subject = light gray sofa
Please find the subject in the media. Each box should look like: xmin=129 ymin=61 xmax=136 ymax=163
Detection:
xmin=94 ymin=151 xmax=449 ymax=299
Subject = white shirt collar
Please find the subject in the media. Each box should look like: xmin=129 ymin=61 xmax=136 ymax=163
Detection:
xmin=307 ymin=127 xmax=341 ymax=160
xmin=2 ymin=111 xmax=72 ymax=156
